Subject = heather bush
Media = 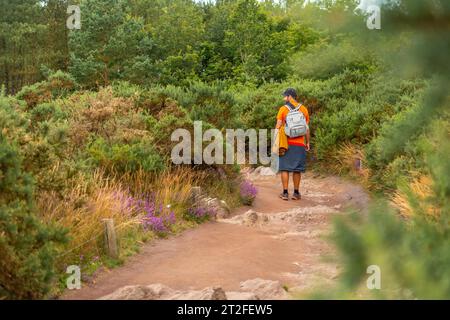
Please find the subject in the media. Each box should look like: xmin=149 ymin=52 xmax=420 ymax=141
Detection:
xmin=185 ymin=205 xmax=217 ymax=223
xmin=125 ymin=195 xmax=177 ymax=234
xmin=240 ymin=180 xmax=258 ymax=206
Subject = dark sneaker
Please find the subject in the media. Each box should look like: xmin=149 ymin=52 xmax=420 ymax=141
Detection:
xmin=292 ymin=192 xmax=301 ymax=200
xmin=279 ymin=192 xmax=289 ymax=201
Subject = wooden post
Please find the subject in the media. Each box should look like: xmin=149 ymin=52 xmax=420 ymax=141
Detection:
xmin=190 ymin=186 xmax=202 ymax=202
xmin=103 ymin=219 xmax=119 ymax=259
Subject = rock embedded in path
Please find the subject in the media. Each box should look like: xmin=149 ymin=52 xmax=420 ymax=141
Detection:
xmin=220 ymin=200 xmax=231 ymax=213
xmin=211 ymin=198 xmax=232 ymax=219
xmin=252 ymin=166 xmax=277 ymax=177
xmin=98 ymin=285 xmax=152 ymax=300
xmin=226 ymin=292 xmax=259 ymax=300
xmin=220 ymin=209 xmax=269 ymax=226
xmin=199 ymin=197 xmax=231 ymax=219
xmin=146 ymin=283 xmax=176 ymax=297
xmin=244 ymin=210 xmax=259 ymax=226
xmin=98 ymin=284 xmax=177 ymax=300
xmin=98 ymin=285 xmax=227 ymax=300
xmin=98 ymin=281 xmax=289 ymax=300
xmin=170 ymin=287 xmax=227 ymax=300
xmin=239 ymin=279 xmax=288 ymax=300
xmin=190 ymin=186 xmax=231 ymax=219
xmin=253 ymin=166 xmax=264 ymax=175
xmin=259 ymin=167 xmax=276 ymax=176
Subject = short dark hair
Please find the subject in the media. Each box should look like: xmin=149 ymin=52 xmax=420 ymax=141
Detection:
xmin=283 ymin=88 xmax=298 ymax=99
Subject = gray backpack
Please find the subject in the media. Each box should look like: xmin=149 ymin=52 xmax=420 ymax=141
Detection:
xmin=284 ymin=104 xmax=308 ymax=138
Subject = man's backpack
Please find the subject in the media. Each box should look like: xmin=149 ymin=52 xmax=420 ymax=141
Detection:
xmin=284 ymin=104 xmax=308 ymax=138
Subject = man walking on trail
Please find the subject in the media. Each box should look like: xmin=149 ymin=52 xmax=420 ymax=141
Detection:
xmin=276 ymin=88 xmax=310 ymax=201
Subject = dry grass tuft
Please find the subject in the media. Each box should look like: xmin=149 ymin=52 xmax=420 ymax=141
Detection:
xmin=37 ymin=170 xmax=141 ymax=261
xmin=392 ymin=175 xmax=440 ymax=219
xmin=332 ymin=143 xmax=371 ymax=185
xmin=120 ymin=166 xmax=204 ymax=206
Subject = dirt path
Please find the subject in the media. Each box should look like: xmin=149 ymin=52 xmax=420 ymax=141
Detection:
xmin=63 ymin=171 xmax=369 ymax=300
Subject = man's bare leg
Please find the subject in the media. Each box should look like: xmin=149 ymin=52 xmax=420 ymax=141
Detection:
xmin=281 ymin=171 xmax=289 ymax=190
xmin=293 ymin=172 xmax=301 ymax=190
xmin=280 ymin=171 xmax=289 ymax=200
xmin=292 ymin=172 xmax=302 ymax=200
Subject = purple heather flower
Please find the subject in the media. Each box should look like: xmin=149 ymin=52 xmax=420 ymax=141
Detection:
xmin=142 ymin=216 xmax=167 ymax=233
xmin=240 ymin=180 xmax=258 ymax=198
xmin=135 ymin=194 xmax=177 ymax=233
xmin=240 ymin=180 xmax=258 ymax=205
xmin=188 ymin=206 xmax=216 ymax=220
xmin=144 ymin=200 xmax=155 ymax=216
xmin=167 ymin=211 xmax=176 ymax=224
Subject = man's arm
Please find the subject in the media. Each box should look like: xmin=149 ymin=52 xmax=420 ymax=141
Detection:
xmin=276 ymin=107 xmax=284 ymax=129
xmin=276 ymin=119 xmax=283 ymax=129
xmin=304 ymin=106 xmax=311 ymax=151
xmin=306 ymin=128 xmax=311 ymax=151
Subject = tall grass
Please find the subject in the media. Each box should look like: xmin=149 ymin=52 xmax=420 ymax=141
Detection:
xmin=36 ymin=166 xmax=238 ymax=271
xmin=37 ymin=170 xmax=140 ymax=264
xmin=325 ymin=143 xmax=371 ymax=187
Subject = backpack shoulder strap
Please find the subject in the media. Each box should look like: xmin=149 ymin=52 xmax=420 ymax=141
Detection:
xmin=299 ymin=104 xmax=308 ymax=116
xmin=285 ymin=102 xmax=301 ymax=112
xmin=284 ymin=104 xmax=293 ymax=112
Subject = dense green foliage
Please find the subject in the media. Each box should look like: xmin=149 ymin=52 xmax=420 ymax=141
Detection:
xmin=0 ymin=0 xmax=69 ymax=94
xmin=0 ymin=97 xmax=67 ymax=299
xmin=320 ymin=0 xmax=450 ymax=299
xmin=2 ymin=0 xmax=320 ymax=93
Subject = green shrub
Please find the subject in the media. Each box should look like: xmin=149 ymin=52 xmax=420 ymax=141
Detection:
xmin=0 ymin=134 xmax=67 ymax=299
xmin=87 ymin=137 xmax=165 ymax=173
xmin=182 ymin=81 xmax=242 ymax=129
xmin=30 ymin=102 xmax=67 ymax=123
xmin=16 ymin=71 xmax=76 ymax=108
xmin=329 ymin=201 xmax=450 ymax=299
xmin=111 ymin=81 xmax=143 ymax=98
xmin=0 ymin=96 xmax=29 ymax=143
xmin=330 ymin=124 xmax=450 ymax=298
xmin=290 ymin=40 xmax=378 ymax=80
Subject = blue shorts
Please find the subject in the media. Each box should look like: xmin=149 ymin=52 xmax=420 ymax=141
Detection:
xmin=278 ymin=145 xmax=307 ymax=173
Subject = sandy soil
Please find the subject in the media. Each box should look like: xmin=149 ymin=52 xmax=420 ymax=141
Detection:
xmin=62 ymin=171 xmax=369 ymax=300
